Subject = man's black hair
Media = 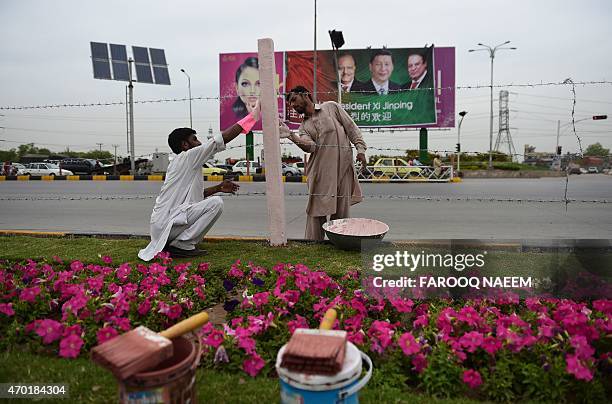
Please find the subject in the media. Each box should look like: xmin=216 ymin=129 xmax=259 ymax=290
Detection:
xmin=168 ymin=127 xmax=196 ymax=154
xmin=286 ymin=85 xmax=313 ymax=102
xmin=369 ymin=49 xmax=394 ymax=64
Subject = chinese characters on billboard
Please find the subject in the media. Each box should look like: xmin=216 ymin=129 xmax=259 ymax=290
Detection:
xmin=219 ymin=47 xmax=455 ymax=130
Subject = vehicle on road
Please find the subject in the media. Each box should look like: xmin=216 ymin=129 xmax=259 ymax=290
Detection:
xmin=282 ymin=163 xmax=301 ymax=176
xmin=22 ymin=163 xmax=73 ymax=176
xmin=588 ymin=166 xmax=599 ymax=174
xmin=202 ymin=162 xmax=227 ymax=176
xmin=232 ymin=160 xmax=261 ymax=175
xmin=60 ymin=158 xmax=103 ymax=174
xmin=580 ymin=168 xmax=589 ymax=174
xmin=289 ymin=162 xmax=305 ymax=175
xmin=368 ymin=157 xmax=422 ymax=178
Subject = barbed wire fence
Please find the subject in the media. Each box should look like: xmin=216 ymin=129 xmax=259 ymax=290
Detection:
xmin=1 ymin=79 xmax=610 ymax=211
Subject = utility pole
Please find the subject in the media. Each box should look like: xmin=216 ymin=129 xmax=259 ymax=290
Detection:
xmin=313 ymin=0 xmax=318 ymax=103
xmin=112 ymin=144 xmax=119 ymax=175
xmin=469 ymin=41 xmax=517 ymax=169
xmin=96 ymin=143 xmax=103 ymax=152
xmin=555 ymin=120 xmax=561 ymax=171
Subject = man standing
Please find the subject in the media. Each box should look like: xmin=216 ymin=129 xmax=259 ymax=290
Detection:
xmin=280 ymin=86 xmax=367 ymax=241
xmin=352 ymin=50 xmax=401 ymax=95
xmin=403 ymin=51 xmax=433 ymax=90
xmin=337 ymin=53 xmax=363 ymax=92
xmin=138 ymin=103 xmax=260 ymax=261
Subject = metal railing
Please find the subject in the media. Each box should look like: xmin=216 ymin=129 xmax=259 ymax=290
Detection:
xmin=356 ymin=165 xmax=454 ymax=182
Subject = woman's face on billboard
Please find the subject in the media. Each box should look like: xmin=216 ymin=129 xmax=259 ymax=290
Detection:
xmin=236 ymin=66 xmax=260 ymax=110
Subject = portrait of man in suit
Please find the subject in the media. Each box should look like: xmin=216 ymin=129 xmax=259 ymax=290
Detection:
xmin=352 ymin=49 xmax=401 ymax=95
xmin=403 ymin=51 xmax=433 ymax=91
xmin=337 ymin=53 xmax=364 ymax=92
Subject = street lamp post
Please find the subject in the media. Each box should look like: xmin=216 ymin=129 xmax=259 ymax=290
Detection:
xmin=180 ymin=68 xmax=193 ymax=128
xmin=457 ymin=111 xmax=467 ymax=172
xmin=469 ymin=41 xmax=516 ymax=170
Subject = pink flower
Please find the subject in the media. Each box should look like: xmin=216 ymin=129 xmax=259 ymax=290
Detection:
xmin=59 ymin=334 xmax=84 ymax=358
xmin=566 ymin=354 xmax=593 ymax=381
xmin=482 ymin=336 xmax=502 ymax=355
xmin=367 ymin=320 xmax=395 ymax=354
xmin=0 ymin=303 xmax=14 ymax=316
xmin=116 ymin=263 xmax=131 ymax=282
xmin=252 ymin=292 xmax=270 ymax=309
xmin=457 ymin=306 xmax=481 ymax=327
xmin=398 ymin=332 xmax=421 ymax=356
xmin=97 ymin=326 xmax=119 ymax=344
xmin=19 ymin=286 xmax=41 ymax=303
xmin=459 ymin=331 xmax=484 ymax=353
xmin=63 ymin=324 xmax=82 ymax=337
xmin=288 ymin=315 xmax=309 ymax=334
xmin=570 ymin=335 xmax=595 ymax=360
xmin=69 ymin=260 xmax=84 ymax=272
xmin=412 ymin=353 xmax=428 ymax=373
xmin=228 ymin=263 xmax=244 ymax=278
xmin=137 ymin=299 xmax=151 ymax=316
xmin=348 ymin=331 xmax=365 ymax=345
xmin=102 ymin=255 xmax=113 ymax=264
xmin=390 ymin=297 xmax=414 ymax=313
xmin=243 ymin=354 xmax=265 ymax=377
xmin=462 ymin=369 xmax=482 ymax=389
xmin=413 ymin=314 xmax=429 ymax=329
xmin=205 ymin=329 xmax=225 ymax=348
xmin=158 ymin=302 xmax=182 ymax=320
xmin=35 ymin=319 xmax=63 ymax=344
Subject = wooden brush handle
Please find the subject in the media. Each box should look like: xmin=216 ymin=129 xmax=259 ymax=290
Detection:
xmin=319 ymin=308 xmax=337 ymax=330
xmin=159 ymin=312 xmax=209 ymax=339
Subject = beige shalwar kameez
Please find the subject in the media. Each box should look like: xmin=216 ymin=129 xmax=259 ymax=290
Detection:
xmin=293 ymin=102 xmax=367 ymax=240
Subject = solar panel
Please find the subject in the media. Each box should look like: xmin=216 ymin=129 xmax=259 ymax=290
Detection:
xmin=149 ymin=48 xmax=167 ymax=66
xmin=110 ymin=44 xmax=127 ymax=61
xmin=90 ymin=42 xmax=109 ymax=60
xmin=112 ymin=61 xmax=130 ymax=81
xmin=92 ymin=60 xmax=112 ymax=80
xmin=135 ymin=63 xmax=154 ymax=83
xmin=132 ymin=46 xmax=150 ymax=64
xmin=153 ymin=66 xmax=171 ymax=85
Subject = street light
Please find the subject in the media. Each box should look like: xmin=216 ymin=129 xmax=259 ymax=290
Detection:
xmin=457 ymin=111 xmax=467 ymax=172
xmin=555 ymin=115 xmax=608 ymax=170
xmin=180 ymin=68 xmax=193 ymax=128
xmin=328 ymin=29 xmax=345 ymax=103
xmin=469 ymin=41 xmax=516 ymax=170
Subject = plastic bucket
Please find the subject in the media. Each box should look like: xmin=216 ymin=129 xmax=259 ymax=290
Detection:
xmin=118 ymin=336 xmax=201 ymax=404
xmin=276 ymin=341 xmax=372 ymax=404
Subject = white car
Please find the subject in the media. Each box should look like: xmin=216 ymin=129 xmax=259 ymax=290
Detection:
xmin=232 ymin=160 xmax=261 ymax=175
xmin=290 ymin=162 xmax=305 ymax=175
xmin=21 ymin=163 xmax=73 ymax=176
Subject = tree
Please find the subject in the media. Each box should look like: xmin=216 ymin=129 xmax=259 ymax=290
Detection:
xmin=584 ymin=142 xmax=609 ymax=157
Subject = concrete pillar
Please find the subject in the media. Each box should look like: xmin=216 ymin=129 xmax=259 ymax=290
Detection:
xmin=258 ymin=38 xmax=287 ymax=246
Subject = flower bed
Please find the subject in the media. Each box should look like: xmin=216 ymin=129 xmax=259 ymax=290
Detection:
xmin=1 ymin=255 xmax=610 ymax=401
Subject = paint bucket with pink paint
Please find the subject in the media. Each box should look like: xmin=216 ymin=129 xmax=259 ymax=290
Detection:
xmin=322 ymin=218 xmax=389 ymax=250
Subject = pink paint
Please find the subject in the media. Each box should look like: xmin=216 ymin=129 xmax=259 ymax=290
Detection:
xmin=324 ymin=218 xmax=389 ymax=237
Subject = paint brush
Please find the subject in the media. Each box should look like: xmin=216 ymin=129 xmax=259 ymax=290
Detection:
xmin=281 ymin=309 xmax=347 ymax=375
xmin=91 ymin=311 xmax=209 ymax=380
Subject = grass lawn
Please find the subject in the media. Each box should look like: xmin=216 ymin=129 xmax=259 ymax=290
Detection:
xmin=0 ymin=235 xmax=605 ymax=403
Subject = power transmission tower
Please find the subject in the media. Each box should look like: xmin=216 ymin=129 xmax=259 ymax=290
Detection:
xmin=494 ymin=90 xmax=517 ymax=161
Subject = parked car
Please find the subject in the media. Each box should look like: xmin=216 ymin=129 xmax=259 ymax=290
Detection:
xmin=290 ymin=162 xmax=305 ymax=175
xmin=587 ymin=166 xmax=599 ymax=174
xmin=580 ymin=168 xmax=588 ymax=174
xmin=60 ymin=158 xmax=101 ymax=174
xmin=369 ymin=158 xmax=422 ymax=178
xmin=282 ymin=163 xmax=301 ymax=176
xmin=568 ymin=167 xmax=581 ymax=175
xmin=21 ymin=163 xmax=73 ymax=176
xmin=202 ymin=162 xmax=227 ymax=176
xmin=12 ymin=163 xmax=26 ymax=174
xmin=232 ymin=161 xmax=261 ymax=175
xmin=215 ymin=164 xmax=234 ymax=172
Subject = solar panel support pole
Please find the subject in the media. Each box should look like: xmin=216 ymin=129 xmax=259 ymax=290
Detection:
xmin=128 ymin=58 xmax=136 ymax=174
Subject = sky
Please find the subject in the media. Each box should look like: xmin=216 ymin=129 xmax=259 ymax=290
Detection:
xmin=1 ymin=0 xmax=611 ymax=163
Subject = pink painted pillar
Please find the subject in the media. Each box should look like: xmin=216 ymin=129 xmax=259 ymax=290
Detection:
xmin=258 ymin=38 xmax=287 ymax=246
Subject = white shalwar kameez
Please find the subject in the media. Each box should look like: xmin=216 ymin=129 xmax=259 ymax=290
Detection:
xmin=138 ymin=133 xmax=226 ymax=261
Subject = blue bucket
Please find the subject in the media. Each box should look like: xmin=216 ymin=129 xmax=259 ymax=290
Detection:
xmin=276 ymin=338 xmax=372 ymax=404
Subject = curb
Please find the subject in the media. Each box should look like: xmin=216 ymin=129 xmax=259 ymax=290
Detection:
xmin=0 ymin=174 xmax=309 ymax=183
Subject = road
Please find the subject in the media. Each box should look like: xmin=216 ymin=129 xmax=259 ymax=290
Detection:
xmin=0 ymin=176 xmax=610 ymax=240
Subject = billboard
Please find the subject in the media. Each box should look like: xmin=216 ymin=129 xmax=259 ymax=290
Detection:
xmin=220 ymin=47 xmax=455 ymax=130
xmin=219 ymin=52 xmax=284 ymax=131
